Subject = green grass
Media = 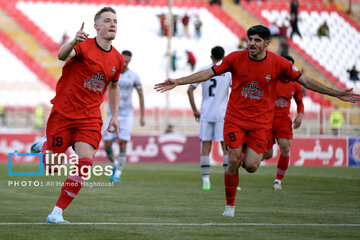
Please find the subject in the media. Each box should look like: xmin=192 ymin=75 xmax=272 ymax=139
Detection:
xmin=1 ymin=163 xmax=360 ymax=240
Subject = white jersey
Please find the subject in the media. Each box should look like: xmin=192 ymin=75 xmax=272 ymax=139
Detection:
xmin=108 ymin=69 xmax=142 ymax=117
xmin=190 ymin=64 xmax=231 ymax=122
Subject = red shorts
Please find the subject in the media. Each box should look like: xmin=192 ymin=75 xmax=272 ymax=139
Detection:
xmin=223 ymin=120 xmax=268 ymax=154
xmin=266 ymin=115 xmax=293 ymax=149
xmin=46 ymin=109 xmax=102 ymax=153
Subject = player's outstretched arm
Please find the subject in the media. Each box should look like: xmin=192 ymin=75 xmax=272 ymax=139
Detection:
xmin=154 ymin=69 xmax=215 ymax=93
xmin=58 ymin=22 xmax=89 ymax=61
xmin=107 ymin=81 xmax=120 ymax=139
xmin=297 ymin=75 xmax=360 ymax=103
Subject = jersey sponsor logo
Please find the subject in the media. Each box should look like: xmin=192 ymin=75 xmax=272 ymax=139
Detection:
xmin=83 ymin=72 xmax=106 ymax=92
xmin=265 ymin=74 xmax=272 ymax=82
xmin=275 ymin=97 xmax=288 ymax=108
xmin=112 ymin=66 xmax=116 ymax=74
xmin=292 ymin=65 xmax=299 ymax=72
xmin=241 ymin=81 xmax=263 ymax=99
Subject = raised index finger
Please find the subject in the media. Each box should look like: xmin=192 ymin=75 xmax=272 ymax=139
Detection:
xmin=80 ymin=22 xmax=84 ymax=31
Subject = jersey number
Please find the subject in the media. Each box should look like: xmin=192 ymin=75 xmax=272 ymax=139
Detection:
xmin=228 ymin=132 xmax=236 ymax=142
xmin=51 ymin=136 xmax=63 ymax=147
xmin=208 ymin=79 xmax=217 ymax=97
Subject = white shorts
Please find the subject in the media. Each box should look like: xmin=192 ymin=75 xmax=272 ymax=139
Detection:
xmin=103 ymin=115 xmax=134 ymax=141
xmin=199 ymin=120 xmax=224 ymax=141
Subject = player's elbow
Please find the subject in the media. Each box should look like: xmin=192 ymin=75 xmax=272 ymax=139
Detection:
xmin=58 ymin=53 xmax=66 ymax=61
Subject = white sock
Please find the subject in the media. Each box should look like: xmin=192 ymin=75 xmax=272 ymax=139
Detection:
xmin=51 ymin=206 xmax=63 ymax=215
xmin=223 ymin=154 xmax=228 ymax=171
xmin=274 ymin=179 xmax=282 ymax=184
xmin=200 ymin=156 xmax=210 ymax=185
xmin=115 ymin=152 xmax=126 ymax=178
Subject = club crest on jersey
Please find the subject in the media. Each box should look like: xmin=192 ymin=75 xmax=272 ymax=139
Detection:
xmin=265 ymin=74 xmax=272 ymax=82
xmin=112 ymin=66 xmax=116 ymax=74
xmin=292 ymin=65 xmax=299 ymax=72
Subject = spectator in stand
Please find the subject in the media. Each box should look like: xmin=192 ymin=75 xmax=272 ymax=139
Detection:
xmin=347 ymin=65 xmax=359 ymax=82
xmin=237 ymin=36 xmax=248 ymax=50
xmin=172 ymin=15 xmax=178 ymax=36
xmin=278 ymin=23 xmax=288 ymax=38
xmin=329 ymin=107 xmax=344 ymax=136
xmin=171 ymin=51 xmax=177 ymax=72
xmin=209 ymin=0 xmax=222 ymax=6
xmin=194 ymin=15 xmax=202 ymax=38
xmin=290 ymin=13 xmax=302 ymax=39
xmin=165 ymin=124 xmax=174 ymax=133
xmin=182 ymin=14 xmax=190 ymax=38
xmin=279 ymin=37 xmax=289 ymax=57
xmin=158 ymin=13 xmax=166 ymax=36
xmin=186 ymin=50 xmax=197 ymax=71
xmin=317 ymin=21 xmax=330 ymax=38
xmin=268 ymin=21 xmax=280 ymax=39
xmin=0 ymin=105 xmax=6 ymax=127
xmin=290 ymin=0 xmax=300 ymax=19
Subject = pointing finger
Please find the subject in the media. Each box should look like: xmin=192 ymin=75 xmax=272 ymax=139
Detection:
xmin=80 ymin=22 xmax=84 ymax=31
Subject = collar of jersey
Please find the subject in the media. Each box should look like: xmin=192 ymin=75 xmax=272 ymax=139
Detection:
xmin=94 ymin=37 xmax=112 ymax=53
xmin=248 ymin=51 xmax=267 ymax=62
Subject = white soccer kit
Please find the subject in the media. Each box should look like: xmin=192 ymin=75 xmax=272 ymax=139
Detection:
xmin=103 ymin=69 xmax=142 ymax=141
xmin=190 ymin=64 xmax=231 ymax=141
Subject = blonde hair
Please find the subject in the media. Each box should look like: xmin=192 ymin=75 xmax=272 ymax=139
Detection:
xmin=94 ymin=7 xmax=116 ymax=22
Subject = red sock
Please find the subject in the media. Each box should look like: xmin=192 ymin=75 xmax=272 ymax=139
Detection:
xmin=55 ymin=158 xmax=93 ymax=210
xmin=276 ymin=155 xmax=289 ymax=181
xmin=224 ymin=172 xmax=239 ymax=206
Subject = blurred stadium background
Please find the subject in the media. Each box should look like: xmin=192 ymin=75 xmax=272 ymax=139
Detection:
xmin=0 ymin=0 xmax=359 ymax=166
xmin=1 ymin=1 xmax=360 ymax=238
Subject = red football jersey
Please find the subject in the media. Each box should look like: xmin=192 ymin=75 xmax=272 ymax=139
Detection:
xmin=212 ymin=50 xmax=301 ymax=130
xmin=51 ymin=38 xmax=124 ymax=120
xmin=274 ymin=80 xmax=304 ymax=117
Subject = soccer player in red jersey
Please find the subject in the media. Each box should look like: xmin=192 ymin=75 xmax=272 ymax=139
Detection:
xmin=155 ymin=25 xmax=360 ymax=217
xmin=262 ymin=56 xmax=304 ymax=191
xmin=32 ymin=7 xmax=124 ymax=223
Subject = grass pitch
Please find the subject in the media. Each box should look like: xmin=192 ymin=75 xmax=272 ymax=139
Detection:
xmin=0 ymin=163 xmax=360 ymax=240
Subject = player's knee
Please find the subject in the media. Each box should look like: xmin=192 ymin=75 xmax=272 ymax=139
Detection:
xmin=280 ymin=146 xmax=290 ymax=156
xmin=243 ymin=161 xmax=260 ymax=173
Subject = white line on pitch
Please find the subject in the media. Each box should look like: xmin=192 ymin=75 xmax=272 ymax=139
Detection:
xmin=0 ymin=222 xmax=359 ymax=227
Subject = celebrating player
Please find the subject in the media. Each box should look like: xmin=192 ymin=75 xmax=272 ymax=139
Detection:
xmin=103 ymin=50 xmax=145 ymax=183
xmin=155 ymin=25 xmax=360 ymax=217
xmin=263 ymin=56 xmax=304 ymax=190
xmin=187 ymin=46 xmax=231 ymax=191
xmin=30 ymin=7 xmax=123 ymax=223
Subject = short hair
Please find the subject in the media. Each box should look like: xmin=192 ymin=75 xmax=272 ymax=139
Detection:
xmin=247 ymin=25 xmax=270 ymax=40
xmin=94 ymin=7 xmax=116 ymax=22
xmin=211 ymin=46 xmax=225 ymax=61
xmin=284 ymin=55 xmax=295 ymax=64
xmin=122 ymin=50 xmax=132 ymax=57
